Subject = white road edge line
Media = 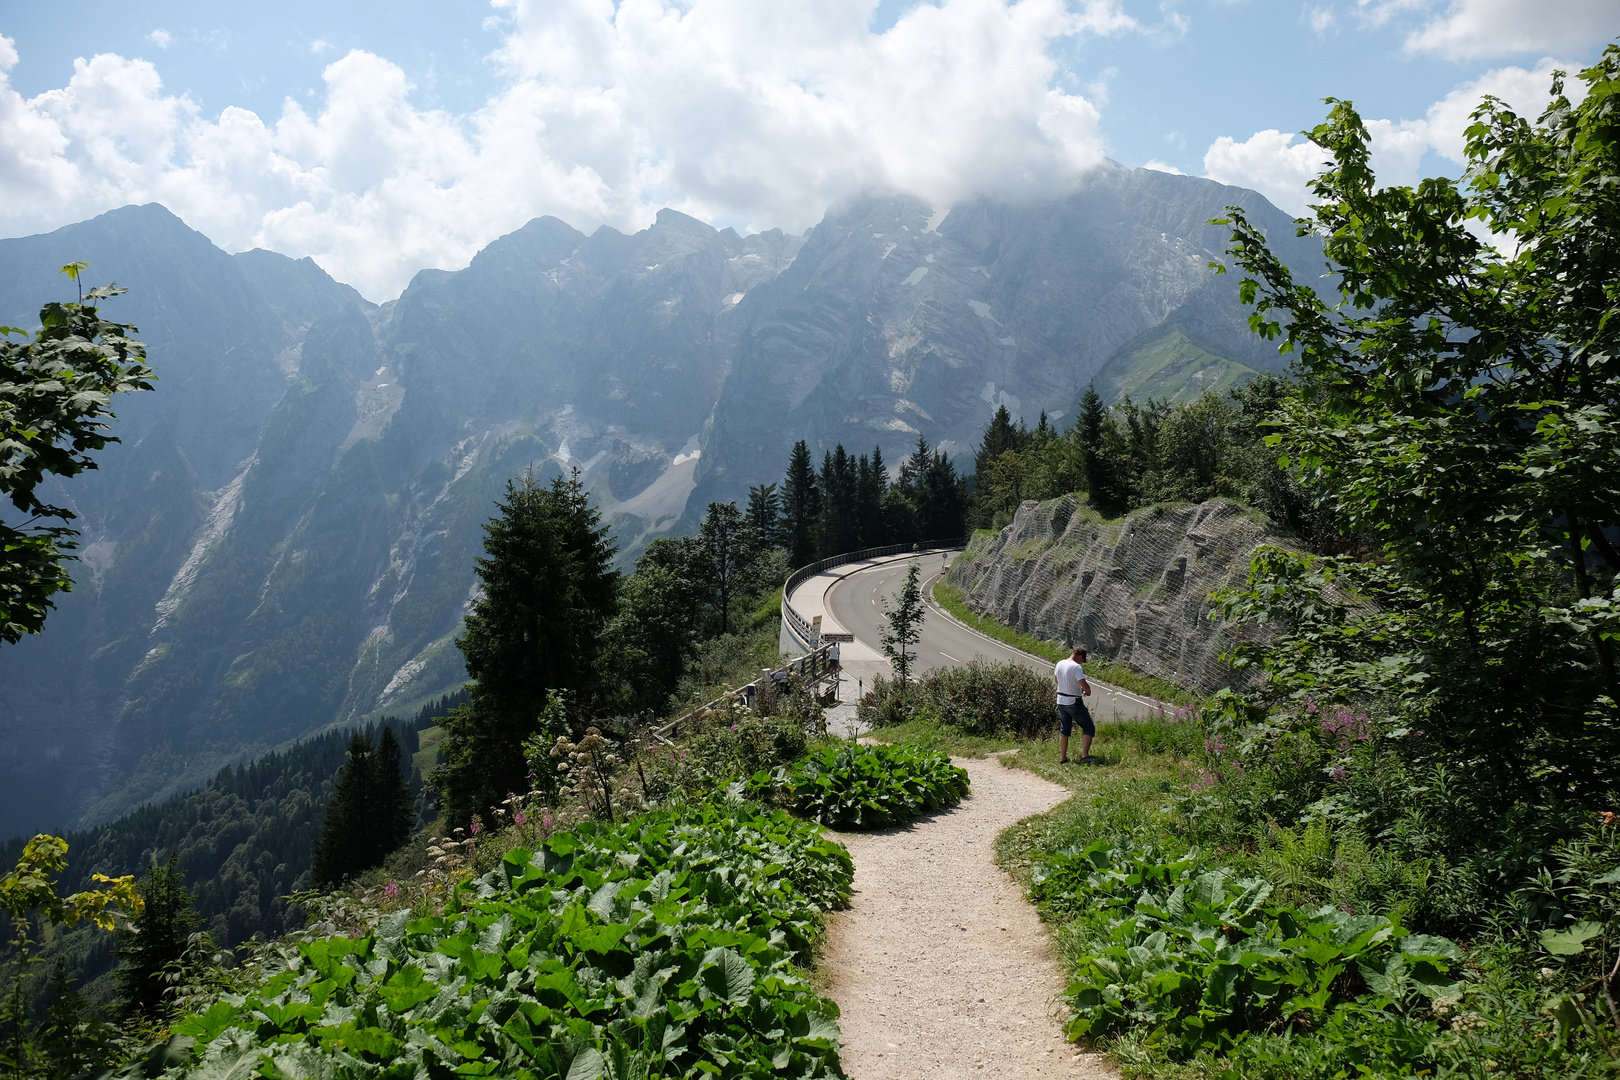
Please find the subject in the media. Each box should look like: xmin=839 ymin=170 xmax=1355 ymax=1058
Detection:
xmin=940 ymin=651 xmax=961 ymax=662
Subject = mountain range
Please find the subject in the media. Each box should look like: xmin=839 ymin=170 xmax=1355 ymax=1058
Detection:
xmin=0 ymin=163 xmax=1318 ymax=837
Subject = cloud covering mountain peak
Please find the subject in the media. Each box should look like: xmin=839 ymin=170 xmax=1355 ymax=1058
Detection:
xmin=0 ymin=0 xmax=1137 ymax=301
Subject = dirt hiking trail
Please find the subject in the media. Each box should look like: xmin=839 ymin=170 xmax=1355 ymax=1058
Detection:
xmin=822 ymin=754 xmax=1116 ymax=1079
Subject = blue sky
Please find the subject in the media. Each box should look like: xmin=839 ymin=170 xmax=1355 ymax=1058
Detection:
xmin=1 ymin=1 xmax=1613 ymax=299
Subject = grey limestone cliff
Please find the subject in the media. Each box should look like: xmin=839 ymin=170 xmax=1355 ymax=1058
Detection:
xmin=946 ymin=496 xmax=1291 ymax=695
xmin=0 ymin=169 xmax=1317 ymax=837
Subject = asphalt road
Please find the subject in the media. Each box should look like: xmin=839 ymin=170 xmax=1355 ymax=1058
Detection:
xmin=823 ymin=553 xmax=1164 ymax=722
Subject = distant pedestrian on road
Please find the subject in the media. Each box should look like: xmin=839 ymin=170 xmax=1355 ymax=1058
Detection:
xmin=1054 ymin=645 xmax=1095 ymax=765
xmin=826 ymin=640 xmax=840 ymax=674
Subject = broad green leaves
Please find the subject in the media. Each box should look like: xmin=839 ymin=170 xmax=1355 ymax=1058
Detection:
xmin=163 ymin=801 xmax=854 ymax=1078
xmin=783 ymin=742 xmax=969 ymax=830
xmin=1538 ymin=919 xmax=1605 ymax=956
xmin=1031 ymin=841 xmax=1464 ymax=1057
xmin=1 ymin=268 xmax=154 ymax=642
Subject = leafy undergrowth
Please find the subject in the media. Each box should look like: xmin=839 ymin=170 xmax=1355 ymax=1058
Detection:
xmin=995 ymin=716 xmax=1620 ymax=1080
xmin=931 ymin=580 xmax=1196 ymax=705
xmin=1035 ymin=840 xmax=1468 ymax=1074
xmin=159 ymin=801 xmax=854 ymax=1079
xmin=784 ymin=743 xmax=969 ymax=830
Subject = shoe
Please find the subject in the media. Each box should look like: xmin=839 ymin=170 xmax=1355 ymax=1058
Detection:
xmin=1058 ymin=758 xmax=1070 ymax=765
xmin=1078 ymin=756 xmax=1102 ymax=766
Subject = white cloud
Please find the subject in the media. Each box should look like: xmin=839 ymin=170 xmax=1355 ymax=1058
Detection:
xmin=0 ymin=1 xmax=1141 ymax=301
xmin=1202 ymin=60 xmax=1569 ymax=216
xmin=147 ymin=29 xmax=173 ymax=50
xmin=1405 ymin=0 xmax=1617 ymax=60
xmin=1203 ymin=129 xmax=1330 ymax=216
xmin=1141 ymin=158 xmax=1184 ymax=174
xmin=1306 ymin=6 xmax=1336 ymax=34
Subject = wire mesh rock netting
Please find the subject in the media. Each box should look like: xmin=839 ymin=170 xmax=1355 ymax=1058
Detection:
xmin=947 ymin=496 xmax=1290 ymax=695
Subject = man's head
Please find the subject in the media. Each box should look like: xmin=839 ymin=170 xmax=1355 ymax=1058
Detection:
xmin=1069 ymin=645 xmax=1087 ymax=662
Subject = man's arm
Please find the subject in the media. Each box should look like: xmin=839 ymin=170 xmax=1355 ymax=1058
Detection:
xmin=1079 ymin=678 xmax=1091 ymax=697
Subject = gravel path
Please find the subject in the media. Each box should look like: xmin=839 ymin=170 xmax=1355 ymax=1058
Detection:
xmin=821 ymin=754 xmax=1116 ymax=1079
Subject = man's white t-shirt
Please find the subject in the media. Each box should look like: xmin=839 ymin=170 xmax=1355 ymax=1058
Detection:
xmin=1054 ymin=657 xmax=1087 ymax=705
xmin=827 ymin=643 xmax=840 ymax=663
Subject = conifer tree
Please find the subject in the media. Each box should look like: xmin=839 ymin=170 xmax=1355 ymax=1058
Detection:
xmin=115 ymin=858 xmax=196 ymax=1021
xmin=374 ymin=726 xmax=415 ymax=855
xmin=313 ymin=732 xmax=376 ymax=888
xmin=900 ymin=436 xmax=967 ymax=540
xmin=698 ymin=501 xmax=746 ymax=634
xmin=1076 ymin=384 xmax=1122 ymax=513
xmin=313 ymin=727 xmax=415 ymax=888
xmin=880 ymin=563 xmax=925 ymax=688
xmin=779 ymin=441 xmax=820 ymax=568
xmin=973 ymin=404 xmax=1027 ymax=475
xmin=816 ymin=446 xmax=860 ymax=557
xmin=856 ymin=446 xmax=888 ymax=547
xmin=745 ymin=483 xmax=782 ymax=550
xmin=436 ymin=468 xmax=619 ymax=825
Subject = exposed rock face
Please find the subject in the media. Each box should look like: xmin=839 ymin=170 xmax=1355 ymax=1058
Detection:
xmin=0 ymin=205 xmax=800 ymax=836
xmin=946 ymin=497 xmax=1290 ymax=695
xmin=691 ymin=164 xmax=1319 ymax=511
xmin=0 ymin=170 xmax=1317 ymax=836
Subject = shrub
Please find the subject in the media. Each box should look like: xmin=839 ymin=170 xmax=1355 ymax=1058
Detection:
xmin=858 ymin=660 xmax=1052 ymax=737
xmin=788 ymin=743 xmax=969 ymax=829
xmin=159 ymin=801 xmax=854 ymax=1079
xmin=640 ymin=707 xmax=811 ymax=804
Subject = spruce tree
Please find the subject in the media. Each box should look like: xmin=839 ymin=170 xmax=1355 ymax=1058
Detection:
xmin=816 ymin=446 xmax=859 ymax=557
xmin=973 ymin=404 xmax=1027 ymax=475
xmin=436 ymin=468 xmax=619 ymax=825
xmin=1077 ymin=384 xmax=1122 ymax=513
xmin=855 ymin=447 xmax=888 ymax=547
xmin=115 ymin=858 xmax=197 ymax=1021
xmin=313 ymin=732 xmax=376 ymax=888
xmin=780 ymin=440 xmax=820 ymax=568
xmin=698 ymin=501 xmax=746 ymax=634
xmin=745 ymin=483 xmax=782 ymax=549
xmin=374 ymin=726 xmax=415 ymax=858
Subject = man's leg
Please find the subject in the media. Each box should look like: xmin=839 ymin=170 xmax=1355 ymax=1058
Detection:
xmin=1078 ymin=706 xmax=1097 ymax=762
xmin=1059 ymin=733 xmax=1070 ymax=762
xmin=1057 ymin=703 xmax=1073 ymax=762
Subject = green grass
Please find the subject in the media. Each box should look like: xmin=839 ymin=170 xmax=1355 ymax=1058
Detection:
xmin=859 ymin=718 xmax=1020 ymax=758
xmin=931 ymin=580 xmax=1198 ymax=705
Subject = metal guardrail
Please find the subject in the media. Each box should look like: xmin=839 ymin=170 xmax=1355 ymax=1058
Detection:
xmin=649 ymin=539 xmax=967 ymax=745
xmin=779 ymin=537 xmax=967 ymax=652
xmin=649 ymin=642 xmax=835 ymax=744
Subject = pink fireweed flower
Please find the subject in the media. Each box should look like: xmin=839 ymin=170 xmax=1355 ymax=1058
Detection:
xmin=469 ymin=820 xmax=483 ymax=836
xmin=384 ymin=882 xmax=399 ymax=899
xmin=514 ymin=811 xmax=526 ymax=826
xmin=542 ymin=812 xmax=554 ymax=829
xmin=1330 ymin=764 xmax=1348 ymax=784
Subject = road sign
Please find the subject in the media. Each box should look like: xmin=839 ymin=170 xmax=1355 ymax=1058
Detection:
xmin=820 ymin=632 xmax=854 ymax=642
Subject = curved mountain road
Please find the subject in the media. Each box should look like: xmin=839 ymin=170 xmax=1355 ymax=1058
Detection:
xmin=811 ymin=553 xmax=1163 ymax=724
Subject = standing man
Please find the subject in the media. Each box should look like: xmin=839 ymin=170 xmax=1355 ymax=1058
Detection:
xmin=1054 ymin=645 xmax=1096 ymax=765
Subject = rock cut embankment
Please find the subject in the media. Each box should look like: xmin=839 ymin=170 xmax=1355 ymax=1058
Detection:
xmin=946 ymin=497 xmax=1289 ymax=696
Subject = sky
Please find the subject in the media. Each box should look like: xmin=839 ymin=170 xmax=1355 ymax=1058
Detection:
xmin=0 ymin=0 xmax=1615 ymax=301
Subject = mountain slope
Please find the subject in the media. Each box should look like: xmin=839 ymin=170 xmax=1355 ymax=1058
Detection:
xmin=691 ymin=166 xmax=1317 ymax=510
xmin=0 ymin=174 xmax=1315 ymax=837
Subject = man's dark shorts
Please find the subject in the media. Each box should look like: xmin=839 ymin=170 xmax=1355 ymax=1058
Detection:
xmin=1057 ymin=701 xmax=1095 ymax=738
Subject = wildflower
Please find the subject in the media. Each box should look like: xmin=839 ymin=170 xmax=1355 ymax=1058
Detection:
xmin=543 ymin=812 xmax=554 ymax=829
xmin=384 ymin=882 xmax=399 ymax=899
xmin=470 ymin=820 xmax=483 ymax=836
xmin=1330 ymin=764 xmax=1348 ymax=784
xmin=514 ymin=811 xmax=527 ymax=826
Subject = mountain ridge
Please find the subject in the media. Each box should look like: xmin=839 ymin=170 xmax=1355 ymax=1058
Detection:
xmin=0 ymin=172 xmax=1317 ymax=836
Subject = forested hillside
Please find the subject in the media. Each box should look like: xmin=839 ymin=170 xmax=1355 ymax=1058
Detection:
xmin=0 ymin=696 xmax=455 ymax=1007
